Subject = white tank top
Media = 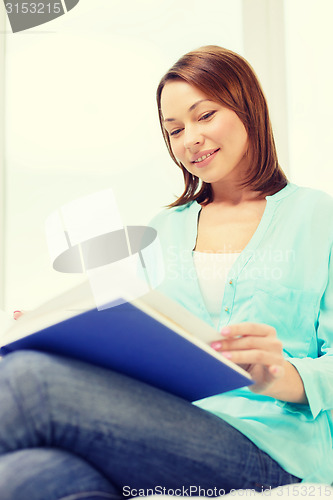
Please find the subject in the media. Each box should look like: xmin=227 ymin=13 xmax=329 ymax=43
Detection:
xmin=192 ymin=251 xmax=240 ymax=328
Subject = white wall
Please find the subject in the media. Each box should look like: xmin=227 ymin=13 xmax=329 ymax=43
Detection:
xmin=284 ymin=0 xmax=333 ymax=194
xmin=2 ymin=0 xmax=244 ymax=311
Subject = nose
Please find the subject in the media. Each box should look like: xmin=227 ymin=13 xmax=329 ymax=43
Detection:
xmin=183 ymin=126 xmax=203 ymax=151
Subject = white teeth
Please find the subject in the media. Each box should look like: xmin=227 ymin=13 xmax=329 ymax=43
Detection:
xmin=194 ymin=151 xmax=214 ymax=163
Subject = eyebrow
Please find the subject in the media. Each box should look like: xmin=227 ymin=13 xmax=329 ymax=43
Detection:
xmin=163 ymin=99 xmax=213 ymax=122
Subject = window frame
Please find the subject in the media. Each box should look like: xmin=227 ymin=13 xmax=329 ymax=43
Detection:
xmin=0 ymin=5 xmax=6 ymax=309
xmin=242 ymin=0 xmax=289 ymax=175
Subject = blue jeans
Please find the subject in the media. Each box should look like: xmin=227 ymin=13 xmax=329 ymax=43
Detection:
xmin=0 ymin=351 xmax=301 ymax=500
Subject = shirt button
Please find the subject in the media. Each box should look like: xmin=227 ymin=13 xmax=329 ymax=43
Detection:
xmin=224 ymin=307 xmax=229 ymax=312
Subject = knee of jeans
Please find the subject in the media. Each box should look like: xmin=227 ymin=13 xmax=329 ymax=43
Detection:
xmin=0 ymin=350 xmax=56 ymax=384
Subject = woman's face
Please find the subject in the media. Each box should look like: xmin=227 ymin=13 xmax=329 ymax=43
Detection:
xmin=160 ymin=80 xmax=250 ymax=188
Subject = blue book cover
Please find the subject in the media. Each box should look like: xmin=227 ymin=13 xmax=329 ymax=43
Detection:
xmin=0 ymin=284 xmax=253 ymax=401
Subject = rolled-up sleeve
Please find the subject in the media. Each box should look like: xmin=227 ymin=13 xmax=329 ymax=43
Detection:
xmin=280 ymin=244 xmax=333 ymax=419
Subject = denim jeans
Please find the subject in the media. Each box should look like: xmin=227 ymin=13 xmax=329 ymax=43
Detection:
xmin=0 ymin=351 xmax=301 ymax=500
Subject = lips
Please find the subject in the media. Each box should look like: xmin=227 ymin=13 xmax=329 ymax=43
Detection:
xmin=191 ymin=148 xmax=220 ymax=164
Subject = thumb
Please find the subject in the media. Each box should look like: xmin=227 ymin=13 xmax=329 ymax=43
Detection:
xmin=269 ymin=365 xmax=284 ymax=378
xmin=13 ymin=310 xmax=24 ymax=320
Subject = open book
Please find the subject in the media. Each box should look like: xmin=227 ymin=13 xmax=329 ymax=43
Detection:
xmin=0 ymin=281 xmax=253 ymax=401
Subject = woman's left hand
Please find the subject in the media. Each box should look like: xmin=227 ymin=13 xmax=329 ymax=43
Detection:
xmin=13 ymin=310 xmax=24 ymax=320
xmin=211 ymin=323 xmax=285 ymax=394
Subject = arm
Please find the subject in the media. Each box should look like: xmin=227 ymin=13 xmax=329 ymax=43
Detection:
xmin=283 ymin=243 xmax=333 ymax=417
xmin=211 ymin=322 xmax=308 ymax=404
xmin=259 ymin=360 xmax=307 ymax=404
xmin=211 ymin=243 xmax=333 ymax=410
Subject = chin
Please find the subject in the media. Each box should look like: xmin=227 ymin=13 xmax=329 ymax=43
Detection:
xmin=197 ymin=174 xmax=227 ymax=184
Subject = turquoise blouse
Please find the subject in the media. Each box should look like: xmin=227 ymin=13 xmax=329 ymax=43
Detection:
xmin=148 ymin=182 xmax=333 ymax=485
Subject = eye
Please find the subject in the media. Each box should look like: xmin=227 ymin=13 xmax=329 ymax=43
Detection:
xmin=169 ymin=128 xmax=183 ymax=137
xmin=199 ymin=111 xmax=216 ymax=121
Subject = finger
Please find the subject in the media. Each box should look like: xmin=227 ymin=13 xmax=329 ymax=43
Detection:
xmin=269 ymin=365 xmax=284 ymax=378
xmin=13 ymin=310 xmax=23 ymax=320
xmin=212 ymin=336 xmax=283 ymax=353
xmin=220 ymin=323 xmax=276 ymax=338
xmin=217 ymin=349 xmax=283 ymax=367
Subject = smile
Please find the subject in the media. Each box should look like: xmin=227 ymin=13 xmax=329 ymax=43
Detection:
xmin=192 ymin=149 xmax=220 ymax=164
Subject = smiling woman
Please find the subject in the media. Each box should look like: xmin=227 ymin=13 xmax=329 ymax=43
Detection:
xmin=0 ymin=45 xmax=332 ymax=499
xmin=150 ymin=45 xmax=333 ymax=485
xmin=156 ymin=45 xmax=287 ymax=207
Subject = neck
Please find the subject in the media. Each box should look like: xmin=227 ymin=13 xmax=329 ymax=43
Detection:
xmin=210 ymin=181 xmax=264 ymax=205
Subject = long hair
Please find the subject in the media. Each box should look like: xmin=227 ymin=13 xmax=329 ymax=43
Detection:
xmin=156 ymin=45 xmax=288 ymax=207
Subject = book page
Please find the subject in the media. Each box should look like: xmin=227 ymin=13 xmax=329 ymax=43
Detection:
xmin=0 ymin=281 xmax=95 ymax=342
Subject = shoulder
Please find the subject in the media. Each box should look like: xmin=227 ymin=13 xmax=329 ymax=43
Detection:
xmin=285 ymin=183 xmax=333 ymax=217
xmin=285 ymin=183 xmax=333 ymax=241
xmin=291 ymin=183 xmax=333 ymax=206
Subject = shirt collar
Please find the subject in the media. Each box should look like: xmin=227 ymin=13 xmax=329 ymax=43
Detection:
xmin=190 ymin=182 xmax=299 ymax=209
xmin=265 ymin=182 xmax=299 ymax=202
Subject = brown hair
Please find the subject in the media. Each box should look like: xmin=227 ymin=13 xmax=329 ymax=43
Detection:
xmin=156 ymin=45 xmax=288 ymax=207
